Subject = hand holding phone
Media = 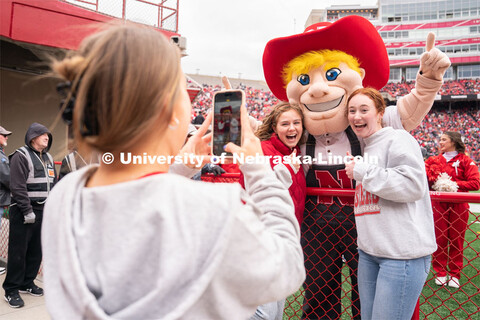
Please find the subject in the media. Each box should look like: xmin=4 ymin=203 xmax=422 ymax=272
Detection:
xmin=223 ymin=94 xmax=263 ymax=163
xmin=212 ymin=90 xmax=244 ymax=156
xmin=178 ymin=112 xmax=212 ymax=168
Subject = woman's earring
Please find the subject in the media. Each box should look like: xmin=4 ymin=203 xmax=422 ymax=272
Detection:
xmin=168 ymin=117 xmax=179 ymax=130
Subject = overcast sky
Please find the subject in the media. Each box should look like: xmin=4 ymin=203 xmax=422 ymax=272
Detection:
xmin=178 ymin=0 xmax=378 ymax=81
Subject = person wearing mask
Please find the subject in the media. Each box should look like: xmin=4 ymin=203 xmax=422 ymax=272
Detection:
xmin=425 ymin=131 xmax=480 ymax=288
xmin=42 ymin=24 xmax=305 ymax=319
xmin=345 ymin=88 xmax=436 ymax=320
xmin=0 ymin=126 xmax=13 ymax=276
xmin=3 ymin=123 xmax=56 ymax=308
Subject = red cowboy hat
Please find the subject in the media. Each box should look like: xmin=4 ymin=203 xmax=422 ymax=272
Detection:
xmin=262 ymin=15 xmax=389 ymax=101
xmin=220 ymin=106 xmax=232 ymax=114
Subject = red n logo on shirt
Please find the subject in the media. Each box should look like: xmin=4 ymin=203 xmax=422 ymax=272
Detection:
xmin=314 ymin=169 xmax=354 ymax=205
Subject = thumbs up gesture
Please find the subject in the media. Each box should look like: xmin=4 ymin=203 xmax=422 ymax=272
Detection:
xmin=345 ymin=151 xmax=355 ymax=180
xmin=419 ymin=32 xmax=451 ymax=81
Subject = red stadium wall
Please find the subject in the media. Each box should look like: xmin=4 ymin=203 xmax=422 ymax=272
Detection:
xmin=390 ymin=56 xmax=480 ymax=67
xmin=0 ymin=0 xmax=181 ymax=160
xmin=377 ymin=19 xmax=480 ymax=31
xmin=0 ymin=0 xmax=178 ymax=50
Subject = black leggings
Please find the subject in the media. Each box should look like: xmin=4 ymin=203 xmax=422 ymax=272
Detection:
xmin=2 ymin=205 xmax=43 ymax=294
xmin=301 ymin=216 xmax=361 ymax=320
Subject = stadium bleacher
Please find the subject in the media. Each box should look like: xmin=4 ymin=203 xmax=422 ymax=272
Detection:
xmin=381 ymin=79 xmax=480 ymax=97
xmin=190 ymin=83 xmax=278 ymax=121
xmin=411 ymin=106 xmax=480 ymax=161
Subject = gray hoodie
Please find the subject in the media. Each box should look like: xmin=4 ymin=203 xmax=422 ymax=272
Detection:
xmin=353 ymin=127 xmax=437 ymax=259
xmin=42 ymin=163 xmax=305 ymax=320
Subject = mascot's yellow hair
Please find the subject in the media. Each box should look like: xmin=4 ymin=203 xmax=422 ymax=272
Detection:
xmin=282 ymin=50 xmax=362 ymax=86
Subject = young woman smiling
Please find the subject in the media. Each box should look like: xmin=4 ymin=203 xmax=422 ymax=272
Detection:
xmin=242 ymin=102 xmax=306 ymax=320
xmin=345 ymin=87 xmax=436 ymax=320
xmin=249 ymin=102 xmax=307 ymax=226
xmin=425 ymin=132 xmax=479 ymax=288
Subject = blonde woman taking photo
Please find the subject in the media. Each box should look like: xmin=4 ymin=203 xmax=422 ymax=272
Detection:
xmin=42 ymin=24 xmax=305 ymax=320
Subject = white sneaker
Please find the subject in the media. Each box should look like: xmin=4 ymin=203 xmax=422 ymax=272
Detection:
xmin=448 ymin=277 xmax=460 ymax=288
xmin=435 ymin=276 xmax=448 ymax=286
xmin=0 ymin=267 xmax=5 ymax=275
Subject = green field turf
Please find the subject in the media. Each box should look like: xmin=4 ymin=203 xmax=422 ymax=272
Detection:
xmin=283 ymin=208 xmax=480 ymax=319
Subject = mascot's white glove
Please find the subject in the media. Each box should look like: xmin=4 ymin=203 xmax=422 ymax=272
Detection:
xmin=24 ymin=212 xmax=36 ymax=224
xmin=419 ymin=33 xmax=451 ymax=81
xmin=432 ymin=172 xmax=459 ymax=192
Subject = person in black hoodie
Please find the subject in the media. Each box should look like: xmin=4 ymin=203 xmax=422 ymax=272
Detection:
xmin=3 ymin=122 xmax=56 ymax=308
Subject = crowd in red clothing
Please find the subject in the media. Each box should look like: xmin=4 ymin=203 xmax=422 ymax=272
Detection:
xmin=190 ymin=83 xmax=480 ymax=162
xmin=411 ymin=106 xmax=480 ymax=161
xmin=380 ymin=79 xmax=480 ymax=98
xmin=381 ymin=82 xmax=411 ymax=97
xmin=191 ymin=84 xmax=278 ymax=121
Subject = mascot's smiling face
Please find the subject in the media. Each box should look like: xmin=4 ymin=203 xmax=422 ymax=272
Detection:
xmin=262 ymin=16 xmax=390 ymax=137
xmin=284 ymin=50 xmax=365 ymax=136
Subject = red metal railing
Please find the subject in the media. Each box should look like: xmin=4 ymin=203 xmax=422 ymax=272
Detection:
xmin=62 ymin=0 xmax=179 ymax=32
xmin=1 ymin=172 xmax=477 ymax=319
xmin=201 ymin=173 xmax=480 ymax=319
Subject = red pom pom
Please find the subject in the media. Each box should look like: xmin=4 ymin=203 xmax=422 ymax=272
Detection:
xmin=425 ymin=156 xmax=446 ymax=183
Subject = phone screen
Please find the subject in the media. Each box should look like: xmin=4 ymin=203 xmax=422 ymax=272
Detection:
xmin=213 ymin=91 xmax=242 ymax=156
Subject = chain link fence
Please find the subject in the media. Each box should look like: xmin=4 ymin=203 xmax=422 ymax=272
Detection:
xmin=0 ymin=173 xmax=477 ymax=319
xmin=202 ymin=173 xmax=479 ymax=319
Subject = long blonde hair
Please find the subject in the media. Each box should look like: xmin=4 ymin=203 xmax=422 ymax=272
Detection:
xmin=52 ymin=23 xmax=182 ymax=153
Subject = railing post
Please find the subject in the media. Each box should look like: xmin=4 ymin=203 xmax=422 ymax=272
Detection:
xmin=176 ymin=0 xmax=179 ymax=33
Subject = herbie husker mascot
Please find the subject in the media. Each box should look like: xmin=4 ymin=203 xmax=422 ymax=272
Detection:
xmin=262 ymin=15 xmax=450 ymax=320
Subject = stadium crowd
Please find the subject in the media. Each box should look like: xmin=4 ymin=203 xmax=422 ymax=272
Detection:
xmin=191 ymin=82 xmax=480 ymax=162
xmin=381 ymin=79 xmax=480 ymax=98
xmin=191 ymin=84 xmax=278 ymax=121
xmin=411 ymin=107 xmax=480 ymax=161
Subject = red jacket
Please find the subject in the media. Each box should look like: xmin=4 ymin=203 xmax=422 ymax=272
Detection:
xmin=425 ymin=153 xmax=480 ymax=192
xmin=240 ymin=134 xmax=306 ymax=225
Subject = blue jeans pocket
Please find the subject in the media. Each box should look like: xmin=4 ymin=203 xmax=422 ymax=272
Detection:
xmin=424 ymin=255 xmax=432 ymax=274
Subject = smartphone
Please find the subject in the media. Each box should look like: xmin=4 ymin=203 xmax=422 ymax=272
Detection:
xmin=212 ymin=90 xmax=243 ymax=157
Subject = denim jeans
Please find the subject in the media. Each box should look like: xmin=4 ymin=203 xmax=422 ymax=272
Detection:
xmin=0 ymin=207 xmax=3 ymax=228
xmin=250 ymin=299 xmax=285 ymax=320
xmin=358 ymin=249 xmax=431 ymax=320
xmin=0 ymin=205 xmax=7 ymax=228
